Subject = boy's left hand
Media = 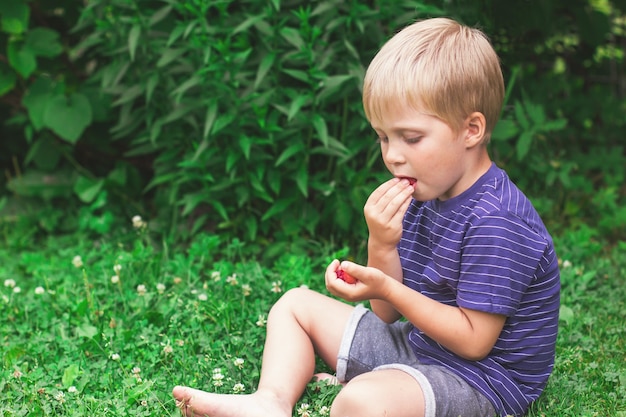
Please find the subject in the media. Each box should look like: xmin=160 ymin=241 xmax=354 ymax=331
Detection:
xmin=325 ymin=259 xmax=390 ymax=302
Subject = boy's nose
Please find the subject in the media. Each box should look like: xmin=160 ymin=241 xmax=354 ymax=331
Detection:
xmin=384 ymin=142 xmax=405 ymax=165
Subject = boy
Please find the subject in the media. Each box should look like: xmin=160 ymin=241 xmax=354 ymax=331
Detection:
xmin=173 ymin=17 xmax=560 ymax=417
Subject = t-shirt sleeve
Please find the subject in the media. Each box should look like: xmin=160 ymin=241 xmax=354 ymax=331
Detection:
xmin=456 ymin=213 xmax=549 ymax=316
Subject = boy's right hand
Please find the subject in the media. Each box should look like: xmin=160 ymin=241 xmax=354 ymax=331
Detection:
xmin=364 ymin=178 xmax=415 ymax=249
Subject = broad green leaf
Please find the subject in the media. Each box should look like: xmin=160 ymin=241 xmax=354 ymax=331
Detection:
xmin=270 ymin=0 xmax=280 ymax=11
xmin=280 ymin=27 xmax=305 ymax=50
xmin=559 ymin=305 xmax=574 ymax=325
xmin=149 ymin=6 xmax=172 ymax=26
xmin=25 ymin=135 xmax=61 ymax=171
xmin=128 ymin=25 xmax=141 ymax=61
xmin=516 ymin=130 xmax=534 ymax=161
xmin=126 ymin=381 xmax=153 ymax=405
xmin=275 ymin=142 xmax=304 ymax=166
xmin=295 ymin=164 xmax=308 ymax=197
xmin=316 ymin=74 xmax=354 ymax=103
xmin=7 ymin=41 xmax=36 ymax=78
xmin=107 ymin=164 xmax=127 ymax=186
xmin=233 ymin=14 xmax=265 ymax=35
xmin=282 ymin=69 xmax=309 ymax=83
xmin=146 ymin=74 xmax=159 ymax=102
xmin=239 ymin=136 xmax=252 ymax=160
xmin=525 ymin=102 xmax=546 ymax=126
xmin=74 ymin=176 xmax=104 ymax=203
xmin=112 ymin=84 xmax=144 ymax=106
xmin=62 ymin=364 xmax=80 ymax=388
xmin=513 ymin=101 xmax=529 ymax=130
xmin=210 ymin=200 xmax=229 ymax=221
xmin=0 ymin=64 xmax=17 ymax=97
xmin=76 ymin=322 xmax=98 ymax=339
xmin=311 ymin=114 xmax=329 ymax=147
xmin=22 ymin=76 xmax=55 ymax=130
xmin=541 ymin=118 xmax=568 ymax=132
xmin=156 ymin=48 xmax=185 ymax=67
xmin=491 ymin=119 xmax=519 ymax=141
xmin=203 ymin=102 xmax=218 ymax=139
xmin=25 ymin=28 xmax=63 ymax=57
xmin=171 ymin=75 xmax=201 ymax=102
xmin=212 ymin=113 xmax=235 ymax=135
xmin=0 ymin=1 xmax=29 ymax=34
xmin=254 ymin=53 xmax=275 ymax=89
xmin=261 ymin=197 xmax=296 ymax=221
xmin=287 ymin=95 xmax=309 ymax=121
xmin=43 ymin=93 xmax=93 ymax=143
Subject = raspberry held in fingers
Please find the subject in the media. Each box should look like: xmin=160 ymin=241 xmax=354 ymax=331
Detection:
xmin=336 ymin=268 xmax=357 ymax=284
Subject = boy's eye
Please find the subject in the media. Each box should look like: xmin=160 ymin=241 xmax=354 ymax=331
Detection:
xmin=405 ymin=137 xmax=422 ymax=144
xmin=376 ymin=136 xmax=388 ymax=144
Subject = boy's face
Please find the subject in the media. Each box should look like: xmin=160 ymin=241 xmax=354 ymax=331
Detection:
xmin=370 ymin=104 xmax=483 ymax=202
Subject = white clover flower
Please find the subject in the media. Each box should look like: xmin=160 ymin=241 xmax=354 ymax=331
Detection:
xmin=233 ymin=358 xmax=244 ymax=369
xmin=198 ymin=293 xmax=208 ymax=301
xmin=173 ymin=277 xmax=182 ymax=285
xmin=113 ymin=264 xmax=122 ymax=274
xmin=136 ymin=284 xmax=147 ymax=296
xmin=211 ymin=271 xmax=221 ymax=282
xmin=232 ymin=383 xmax=245 ymax=393
xmin=132 ymin=367 xmax=141 ymax=375
xmin=54 ymin=391 xmax=66 ymax=403
xmin=319 ymin=406 xmax=330 ymax=416
xmin=141 ymin=400 xmax=148 ymax=407
xmin=212 ymin=369 xmax=225 ymax=387
xmin=68 ymin=386 xmax=77 ymax=393
xmin=72 ymin=256 xmax=83 ymax=268
xmin=34 ymin=286 xmax=45 ymax=295
xmin=132 ymin=215 xmax=147 ymax=229
xmin=163 ymin=345 xmax=173 ymax=355
xmin=13 ymin=370 xmax=22 ymax=379
xmin=110 ymin=353 xmax=121 ymax=361
xmin=271 ymin=281 xmax=282 ymax=293
xmin=156 ymin=283 xmax=166 ymax=294
xmin=13 ymin=287 xmax=21 ymax=294
xmin=297 ymin=403 xmax=310 ymax=416
xmin=111 ymin=275 xmax=120 ymax=284
xmin=562 ymin=260 xmax=572 ymax=269
xmin=176 ymin=339 xmax=184 ymax=347
xmin=4 ymin=279 xmax=16 ymax=288
xmin=256 ymin=314 xmax=267 ymax=327
xmin=242 ymin=284 xmax=251 ymax=297
xmin=226 ymin=274 xmax=238 ymax=286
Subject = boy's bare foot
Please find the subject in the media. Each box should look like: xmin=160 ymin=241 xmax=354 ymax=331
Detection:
xmin=172 ymin=386 xmax=291 ymax=417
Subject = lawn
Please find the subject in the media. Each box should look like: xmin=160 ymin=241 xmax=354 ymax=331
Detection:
xmin=1 ymin=219 xmax=625 ymax=416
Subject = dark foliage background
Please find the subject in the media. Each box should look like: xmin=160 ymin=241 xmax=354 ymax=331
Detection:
xmin=1 ymin=0 xmax=625 ymax=257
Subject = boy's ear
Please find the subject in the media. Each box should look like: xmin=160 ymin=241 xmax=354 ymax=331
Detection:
xmin=464 ymin=112 xmax=486 ymax=148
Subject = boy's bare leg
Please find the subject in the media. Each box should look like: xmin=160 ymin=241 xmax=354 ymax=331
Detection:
xmin=173 ymin=287 xmax=354 ymax=417
xmin=330 ymin=368 xmax=425 ymax=417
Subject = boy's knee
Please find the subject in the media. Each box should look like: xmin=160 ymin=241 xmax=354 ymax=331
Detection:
xmin=330 ymin=382 xmax=371 ymax=417
xmin=268 ymin=287 xmax=313 ymax=316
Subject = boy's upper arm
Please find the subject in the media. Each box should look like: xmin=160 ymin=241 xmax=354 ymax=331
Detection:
xmin=459 ymin=307 xmax=507 ymax=360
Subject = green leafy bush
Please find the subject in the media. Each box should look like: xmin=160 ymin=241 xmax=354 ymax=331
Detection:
xmin=2 ymin=0 xmax=625 ymax=254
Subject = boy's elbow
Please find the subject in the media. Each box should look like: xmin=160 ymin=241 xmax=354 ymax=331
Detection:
xmin=457 ymin=343 xmax=493 ymax=361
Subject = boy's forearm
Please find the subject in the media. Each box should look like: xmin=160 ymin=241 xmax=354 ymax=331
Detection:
xmin=367 ymin=239 xmax=403 ymax=322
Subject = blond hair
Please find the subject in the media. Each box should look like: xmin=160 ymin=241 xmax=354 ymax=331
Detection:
xmin=362 ymin=18 xmax=504 ymax=142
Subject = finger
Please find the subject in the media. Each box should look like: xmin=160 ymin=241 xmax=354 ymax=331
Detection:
xmin=325 ymin=259 xmax=341 ymax=286
xmin=366 ymin=180 xmax=414 ymax=222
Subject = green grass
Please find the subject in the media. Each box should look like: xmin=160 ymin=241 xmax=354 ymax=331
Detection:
xmin=1 ymin=221 xmax=625 ymax=416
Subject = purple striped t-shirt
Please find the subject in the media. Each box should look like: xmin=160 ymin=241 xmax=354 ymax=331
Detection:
xmin=398 ymin=162 xmax=560 ymax=417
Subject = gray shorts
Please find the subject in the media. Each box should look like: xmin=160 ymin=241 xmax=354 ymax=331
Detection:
xmin=336 ymin=305 xmax=496 ymax=417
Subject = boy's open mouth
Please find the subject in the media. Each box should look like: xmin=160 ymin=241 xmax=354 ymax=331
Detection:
xmin=398 ymin=176 xmax=417 ymax=186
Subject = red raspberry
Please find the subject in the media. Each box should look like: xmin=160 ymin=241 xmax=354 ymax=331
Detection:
xmin=336 ymin=268 xmax=357 ymax=284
